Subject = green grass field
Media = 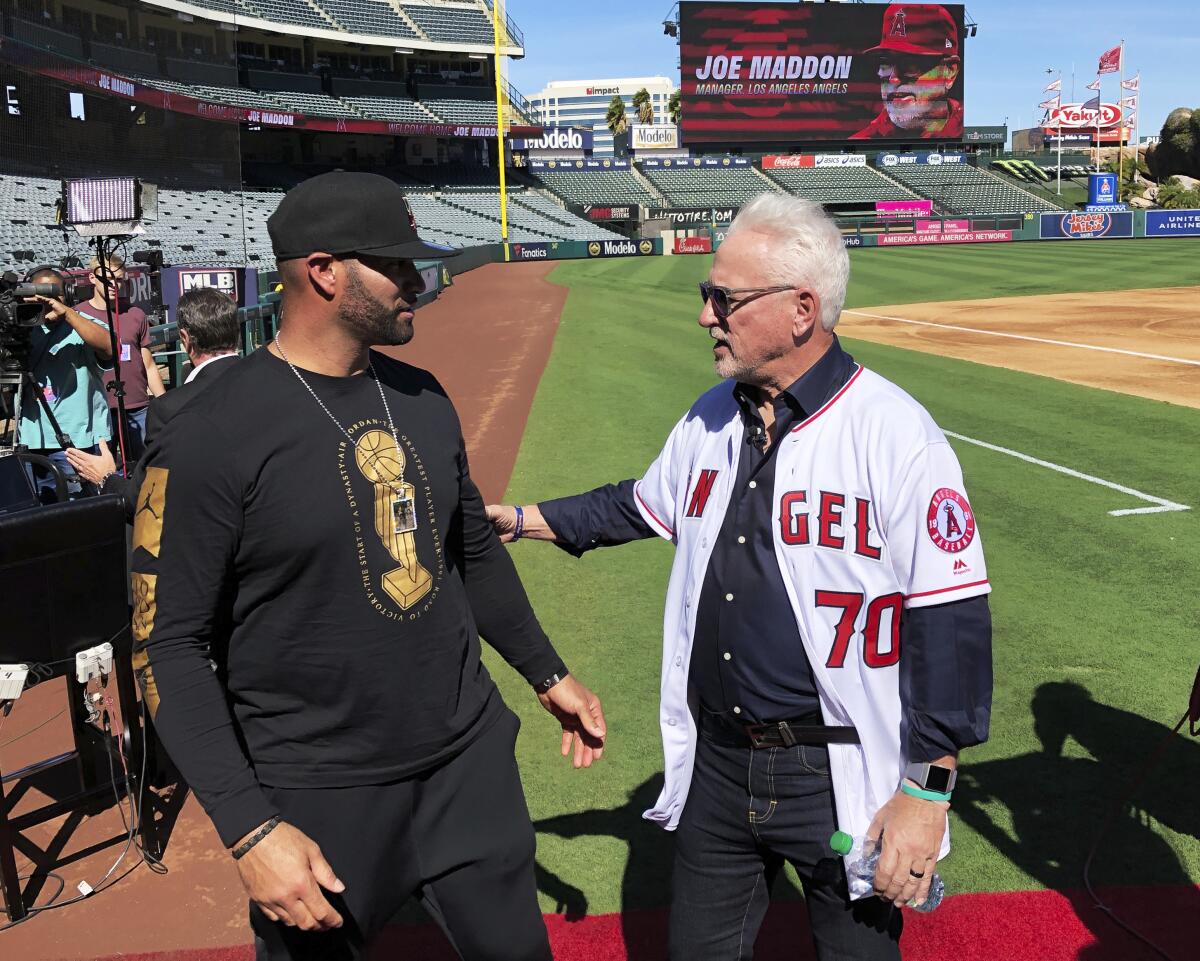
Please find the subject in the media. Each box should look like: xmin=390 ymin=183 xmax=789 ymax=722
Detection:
xmin=484 ymin=239 xmax=1200 ymax=917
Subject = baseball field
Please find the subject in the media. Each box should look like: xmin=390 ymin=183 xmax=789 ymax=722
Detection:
xmin=5 ymin=240 xmax=1197 ymax=961
xmin=479 ymin=238 xmax=1199 ymax=960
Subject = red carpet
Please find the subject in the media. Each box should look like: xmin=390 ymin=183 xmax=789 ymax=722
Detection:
xmin=95 ymin=885 xmax=1200 ymax=961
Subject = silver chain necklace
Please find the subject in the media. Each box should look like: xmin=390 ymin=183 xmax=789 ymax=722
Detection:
xmin=274 ymin=331 xmax=417 ymax=535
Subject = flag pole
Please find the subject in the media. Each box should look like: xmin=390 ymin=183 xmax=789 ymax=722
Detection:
xmin=1117 ymin=41 xmax=1125 ymax=197
xmin=1057 ymin=69 xmax=1063 ymax=196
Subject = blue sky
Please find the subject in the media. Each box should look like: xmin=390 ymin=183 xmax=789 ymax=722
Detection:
xmin=507 ymin=0 xmax=1190 ymax=140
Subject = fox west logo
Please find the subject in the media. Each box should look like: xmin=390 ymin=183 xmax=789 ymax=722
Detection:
xmin=685 ymin=469 xmax=720 ymax=518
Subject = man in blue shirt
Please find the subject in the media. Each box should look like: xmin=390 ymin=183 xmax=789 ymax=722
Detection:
xmin=18 ymin=266 xmax=113 ymax=501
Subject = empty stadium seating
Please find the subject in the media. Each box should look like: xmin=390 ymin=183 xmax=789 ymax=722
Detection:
xmin=422 ymin=98 xmax=500 ymax=125
xmin=530 ymin=168 xmax=658 ymax=207
xmin=884 ymin=163 xmax=1062 ymax=215
xmin=339 ymin=96 xmax=438 ymax=124
xmin=0 ymin=174 xmax=621 ymax=270
xmin=401 ymin=3 xmax=493 ymax=44
xmin=318 ymin=0 xmax=419 ymax=38
xmin=135 ymin=0 xmax=500 ymax=46
xmin=638 ymin=164 xmax=781 ymax=209
xmin=761 ymin=165 xmax=918 ymax=204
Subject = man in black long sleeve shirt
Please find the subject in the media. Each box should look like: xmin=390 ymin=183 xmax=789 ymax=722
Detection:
xmin=131 ymin=173 xmax=605 ymax=961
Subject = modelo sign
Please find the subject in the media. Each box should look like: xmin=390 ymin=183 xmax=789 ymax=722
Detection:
xmin=1046 ymin=103 xmax=1122 ymax=129
xmin=632 ymin=125 xmax=680 ymax=150
xmin=511 ymin=126 xmax=594 ymax=151
xmin=586 ymin=239 xmax=657 ymax=258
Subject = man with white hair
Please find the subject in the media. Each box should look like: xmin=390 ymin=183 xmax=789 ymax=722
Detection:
xmin=488 ymin=193 xmax=992 ymax=959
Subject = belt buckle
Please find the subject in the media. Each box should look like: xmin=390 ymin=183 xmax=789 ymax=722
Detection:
xmin=777 ymin=721 xmax=798 ymax=748
xmin=747 ymin=723 xmax=769 ymax=748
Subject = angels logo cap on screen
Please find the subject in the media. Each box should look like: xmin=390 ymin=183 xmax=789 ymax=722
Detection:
xmin=268 ymin=171 xmax=459 ymax=261
xmin=866 ymin=4 xmax=959 ymax=58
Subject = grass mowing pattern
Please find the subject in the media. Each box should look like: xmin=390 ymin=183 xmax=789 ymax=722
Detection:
xmin=482 ymin=242 xmax=1200 ymax=917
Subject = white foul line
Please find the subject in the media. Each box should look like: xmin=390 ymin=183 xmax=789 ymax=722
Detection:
xmin=844 ymin=310 xmax=1200 ymax=367
xmin=943 ymin=431 xmax=1191 ymax=517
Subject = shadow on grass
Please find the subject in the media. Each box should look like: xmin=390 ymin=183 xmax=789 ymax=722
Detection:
xmin=955 ymin=681 xmax=1200 ymax=961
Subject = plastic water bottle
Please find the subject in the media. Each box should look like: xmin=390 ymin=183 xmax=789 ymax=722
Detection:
xmin=829 ymin=831 xmax=944 ymax=912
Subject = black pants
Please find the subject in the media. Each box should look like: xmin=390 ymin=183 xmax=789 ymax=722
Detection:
xmin=669 ymin=720 xmax=902 ymax=961
xmin=252 ymin=709 xmax=550 ymax=961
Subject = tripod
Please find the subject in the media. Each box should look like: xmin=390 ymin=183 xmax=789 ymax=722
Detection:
xmin=1 ymin=368 xmax=80 ymax=500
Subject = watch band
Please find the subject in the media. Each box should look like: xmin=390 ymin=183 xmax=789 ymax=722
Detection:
xmin=512 ymin=506 xmax=525 ymax=541
xmin=534 ymin=671 xmax=566 ymax=694
xmin=901 ymin=782 xmax=953 ymax=803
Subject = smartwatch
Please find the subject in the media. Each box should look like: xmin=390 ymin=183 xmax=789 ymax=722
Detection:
xmin=903 ymin=761 xmax=957 ymax=795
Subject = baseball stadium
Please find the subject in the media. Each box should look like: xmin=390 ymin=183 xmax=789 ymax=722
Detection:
xmin=0 ymin=1 xmax=1197 ymax=959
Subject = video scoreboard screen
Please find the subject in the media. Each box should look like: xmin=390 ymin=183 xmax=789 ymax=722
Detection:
xmin=679 ymin=2 xmax=966 ymax=145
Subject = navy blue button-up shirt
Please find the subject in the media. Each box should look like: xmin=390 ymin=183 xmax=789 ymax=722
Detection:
xmin=538 ymin=338 xmax=991 ymax=761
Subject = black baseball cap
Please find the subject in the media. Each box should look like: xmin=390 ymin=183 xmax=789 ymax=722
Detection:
xmin=268 ymin=171 xmax=459 ymax=261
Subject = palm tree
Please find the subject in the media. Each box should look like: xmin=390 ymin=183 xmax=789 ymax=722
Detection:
xmin=632 ymin=87 xmax=653 ymax=125
xmin=605 ymin=95 xmax=628 ymax=136
xmin=668 ymin=90 xmax=681 ymax=126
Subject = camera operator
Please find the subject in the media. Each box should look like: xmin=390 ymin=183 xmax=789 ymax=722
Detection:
xmin=17 ymin=265 xmax=113 ymax=502
xmin=66 ymin=286 xmax=242 ymax=521
xmin=73 ymin=254 xmax=166 ymax=463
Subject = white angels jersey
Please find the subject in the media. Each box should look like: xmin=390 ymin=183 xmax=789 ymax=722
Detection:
xmin=632 ymin=365 xmax=990 ymax=884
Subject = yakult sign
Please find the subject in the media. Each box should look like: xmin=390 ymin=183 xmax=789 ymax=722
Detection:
xmin=1045 ymin=103 xmax=1122 ymax=130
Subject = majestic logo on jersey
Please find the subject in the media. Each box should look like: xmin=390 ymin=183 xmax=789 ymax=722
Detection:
xmin=927 ymin=488 xmax=976 ymax=553
xmin=685 ymin=469 xmax=720 ymax=518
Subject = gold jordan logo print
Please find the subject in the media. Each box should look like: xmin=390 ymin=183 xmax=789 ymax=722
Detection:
xmin=354 ymin=430 xmax=432 ymax=610
xmin=133 ymin=467 xmax=168 ymax=557
xmin=130 ymin=573 xmax=161 ymax=718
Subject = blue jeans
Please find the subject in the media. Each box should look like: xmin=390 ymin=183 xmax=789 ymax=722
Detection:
xmin=112 ymin=405 xmax=148 ymax=463
xmin=27 ymin=445 xmax=100 ymax=503
xmin=668 ymin=716 xmax=902 ymax=961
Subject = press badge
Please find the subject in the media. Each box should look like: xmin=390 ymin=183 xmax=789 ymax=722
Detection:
xmin=121 ymin=344 xmax=132 ymax=363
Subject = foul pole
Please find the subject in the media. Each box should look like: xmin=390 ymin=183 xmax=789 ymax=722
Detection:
xmin=493 ymin=0 xmax=510 ymax=260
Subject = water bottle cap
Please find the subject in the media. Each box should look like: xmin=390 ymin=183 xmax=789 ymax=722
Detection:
xmin=829 ymin=830 xmax=854 ymax=856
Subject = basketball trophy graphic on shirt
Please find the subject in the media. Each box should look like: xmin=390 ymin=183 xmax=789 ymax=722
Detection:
xmin=355 ymin=429 xmax=431 ymax=609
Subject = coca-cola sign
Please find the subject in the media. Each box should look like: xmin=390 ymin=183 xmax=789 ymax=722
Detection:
xmin=1046 ymin=103 xmax=1122 ymax=129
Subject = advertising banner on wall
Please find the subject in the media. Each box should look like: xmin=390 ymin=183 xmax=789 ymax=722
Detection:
xmin=509 ymin=126 xmax=594 ymax=151
xmin=528 ymin=157 xmax=631 ymax=171
xmin=875 ymin=152 xmax=968 ymax=168
xmin=674 ymin=236 xmax=714 ymax=254
xmin=586 ymin=238 xmax=660 ymax=258
xmin=877 ymin=199 xmax=934 ymax=218
xmin=631 ymin=125 xmax=681 ymax=150
xmin=648 ymin=207 xmax=737 ymax=225
xmin=915 ymin=218 xmax=969 ymax=233
xmin=508 ymin=242 xmax=557 ymax=260
xmin=1038 ymin=211 xmax=1134 ymax=240
xmin=762 ymin=154 xmax=868 ymax=168
xmin=574 ymin=204 xmax=640 ymax=221
xmin=639 ymin=156 xmax=751 ymax=168
xmin=1145 ymin=209 xmax=1200 ymax=236
xmin=679 ymin=2 xmax=966 ymax=145
xmin=877 ymin=230 xmax=1012 ymax=246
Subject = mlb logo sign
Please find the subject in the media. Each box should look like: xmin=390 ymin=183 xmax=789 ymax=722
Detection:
xmin=179 ymin=269 xmax=239 ymax=301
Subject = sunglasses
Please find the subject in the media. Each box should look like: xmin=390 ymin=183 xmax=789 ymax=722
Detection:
xmin=699 ymin=281 xmax=798 ymax=321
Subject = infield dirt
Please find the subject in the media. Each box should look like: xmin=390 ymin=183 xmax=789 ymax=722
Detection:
xmin=840 ymin=286 xmax=1200 ymax=409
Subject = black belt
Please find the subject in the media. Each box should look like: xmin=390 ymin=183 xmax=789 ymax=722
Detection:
xmin=701 ymin=710 xmax=860 ymax=750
